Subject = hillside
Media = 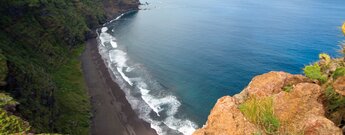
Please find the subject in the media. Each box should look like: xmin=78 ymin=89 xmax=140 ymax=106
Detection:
xmin=0 ymin=0 xmax=138 ymax=134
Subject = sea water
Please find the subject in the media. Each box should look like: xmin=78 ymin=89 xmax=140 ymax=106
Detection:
xmin=97 ymin=0 xmax=345 ymax=134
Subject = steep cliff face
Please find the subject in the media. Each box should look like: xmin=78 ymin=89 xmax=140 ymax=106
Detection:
xmin=194 ymin=72 xmax=342 ymax=135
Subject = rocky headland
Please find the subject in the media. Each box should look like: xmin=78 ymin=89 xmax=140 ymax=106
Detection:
xmin=194 ymin=71 xmax=344 ymax=135
xmin=194 ymin=31 xmax=345 ymax=135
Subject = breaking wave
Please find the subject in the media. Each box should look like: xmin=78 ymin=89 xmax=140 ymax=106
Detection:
xmin=96 ymin=15 xmax=197 ymax=135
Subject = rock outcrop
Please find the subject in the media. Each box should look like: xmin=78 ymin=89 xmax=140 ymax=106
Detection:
xmin=194 ymin=72 xmax=342 ymax=135
xmin=193 ymin=96 xmax=258 ymax=135
xmin=102 ymin=0 xmax=140 ymax=20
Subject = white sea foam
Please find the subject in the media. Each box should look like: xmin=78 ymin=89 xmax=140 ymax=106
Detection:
xmin=99 ymin=33 xmax=113 ymax=46
xmin=137 ymin=80 xmax=197 ymax=135
xmin=125 ymin=67 xmax=135 ymax=72
xmin=115 ymin=13 xmax=125 ymax=20
xmin=139 ymin=87 xmax=162 ymax=116
xmin=110 ymin=40 xmax=118 ymax=48
xmin=103 ymin=13 xmax=126 ymax=26
xmin=98 ymin=25 xmax=198 ymax=135
xmin=107 ymin=49 xmax=133 ymax=86
xmin=164 ymin=117 xmax=197 ymax=135
xmin=117 ymin=67 xmax=133 ymax=86
xmin=109 ymin=50 xmax=127 ymax=68
xmin=101 ymin=27 xmax=108 ymax=32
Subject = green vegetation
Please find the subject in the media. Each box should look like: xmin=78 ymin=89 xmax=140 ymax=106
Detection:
xmin=303 ymin=64 xmax=327 ymax=84
xmin=239 ymin=96 xmax=280 ymax=134
xmin=0 ymin=92 xmax=30 ymax=134
xmin=282 ymin=85 xmax=293 ymax=92
xmin=52 ymin=46 xmax=90 ymax=134
xmin=0 ymin=109 xmax=30 ymax=134
xmin=302 ymin=31 xmax=345 ymax=129
xmin=0 ymin=93 xmax=18 ymax=108
xmin=332 ymin=67 xmax=345 ymax=80
xmin=325 ymin=86 xmax=345 ymax=111
xmin=0 ymin=0 xmax=112 ymax=134
xmin=319 ymin=53 xmax=331 ymax=65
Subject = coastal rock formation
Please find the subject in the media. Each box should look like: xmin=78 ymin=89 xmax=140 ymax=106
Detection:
xmin=193 ymin=72 xmax=342 ymax=135
xmin=102 ymin=0 xmax=140 ymax=20
xmin=193 ymin=96 xmax=258 ymax=135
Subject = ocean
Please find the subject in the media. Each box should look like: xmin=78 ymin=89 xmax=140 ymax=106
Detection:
xmin=97 ymin=0 xmax=345 ymax=134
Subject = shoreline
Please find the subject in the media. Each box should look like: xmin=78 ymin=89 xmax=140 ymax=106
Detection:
xmin=81 ymin=36 xmax=157 ymax=134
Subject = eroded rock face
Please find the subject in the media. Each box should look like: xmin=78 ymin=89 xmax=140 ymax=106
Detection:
xmin=334 ymin=76 xmax=345 ymax=96
xmin=233 ymin=71 xmax=310 ymax=103
xmin=273 ymin=83 xmax=341 ymax=135
xmin=193 ymin=72 xmax=341 ymax=135
xmin=193 ymin=96 xmax=260 ymax=135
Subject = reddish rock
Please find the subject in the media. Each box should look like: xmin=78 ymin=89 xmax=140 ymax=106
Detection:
xmin=194 ymin=72 xmax=341 ymax=135
xmin=193 ymin=96 xmax=259 ymax=135
xmin=234 ymin=71 xmax=310 ymax=103
xmin=333 ymin=76 xmax=345 ymax=96
xmin=273 ymin=83 xmax=340 ymax=134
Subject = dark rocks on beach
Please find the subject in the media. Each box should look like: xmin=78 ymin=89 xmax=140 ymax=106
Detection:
xmin=85 ymin=30 xmax=98 ymax=40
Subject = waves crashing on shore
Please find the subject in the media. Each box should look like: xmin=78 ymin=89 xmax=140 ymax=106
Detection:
xmin=97 ymin=17 xmax=197 ymax=135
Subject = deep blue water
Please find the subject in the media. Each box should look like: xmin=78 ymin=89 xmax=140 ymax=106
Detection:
xmin=99 ymin=0 xmax=345 ymax=134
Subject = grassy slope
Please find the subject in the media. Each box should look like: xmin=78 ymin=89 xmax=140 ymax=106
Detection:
xmin=52 ymin=46 xmax=90 ymax=134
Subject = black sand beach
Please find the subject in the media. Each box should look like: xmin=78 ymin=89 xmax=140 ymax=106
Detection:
xmin=81 ymin=38 xmax=157 ymax=135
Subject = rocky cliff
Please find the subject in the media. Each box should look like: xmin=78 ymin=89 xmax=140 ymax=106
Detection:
xmin=194 ymin=72 xmax=345 ymax=135
xmin=194 ymin=24 xmax=345 ymax=135
xmin=194 ymin=72 xmax=342 ymax=135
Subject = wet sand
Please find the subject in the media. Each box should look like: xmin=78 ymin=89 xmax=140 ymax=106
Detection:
xmin=81 ymin=38 xmax=157 ymax=135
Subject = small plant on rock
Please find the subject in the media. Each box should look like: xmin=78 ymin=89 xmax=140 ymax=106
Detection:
xmin=332 ymin=67 xmax=345 ymax=80
xmin=319 ymin=53 xmax=331 ymax=65
xmin=283 ymin=85 xmax=293 ymax=92
xmin=239 ymin=96 xmax=280 ymax=134
xmin=303 ymin=63 xmax=328 ymax=84
xmin=325 ymin=86 xmax=345 ymax=111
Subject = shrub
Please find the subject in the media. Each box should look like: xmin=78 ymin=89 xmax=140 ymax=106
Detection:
xmin=283 ymin=85 xmax=293 ymax=92
xmin=303 ymin=64 xmax=328 ymax=83
xmin=319 ymin=53 xmax=331 ymax=65
xmin=332 ymin=67 xmax=345 ymax=80
xmin=0 ymin=109 xmax=30 ymax=134
xmin=325 ymin=86 xmax=345 ymax=111
xmin=239 ymin=96 xmax=280 ymax=134
xmin=0 ymin=93 xmax=18 ymax=108
xmin=0 ymin=93 xmax=30 ymax=134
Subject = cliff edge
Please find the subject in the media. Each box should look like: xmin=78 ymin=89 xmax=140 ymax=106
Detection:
xmin=194 ymin=72 xmax=343 ymax=135
xmin=194 ymin=23 xmax=345 ymax=135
